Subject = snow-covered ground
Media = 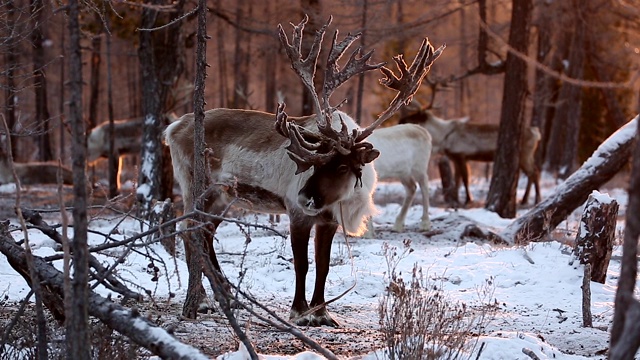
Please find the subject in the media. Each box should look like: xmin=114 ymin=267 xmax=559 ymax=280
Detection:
xmin=0 ymin=170 xmax=635 ymax=359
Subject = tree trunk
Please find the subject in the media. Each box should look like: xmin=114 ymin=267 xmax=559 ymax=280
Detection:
xmin=264 ymin=3 xmax=277 ymax=113
xmin=58 ymin=20 xmax=66 ymax=163
xmin=182 ymin=0 xmax=209 ymax=319
xmin=485 ymin=0 xmax=532 ymax=218
xmin=3 ymin=0 xmax=18 ymax=159
xmin=355 ymin=0 xmax=367 ymax=125
xmin=232 ymin=1 xmax=251 ymax=109
xmin=557 ymin=1 xmax=586 ymax=179
xmin=544 ymin=2 xmax=585 ymax=176
xmin=501 ymin=117 xmax=637 ymax=244
xmin=438 ymin=155 xmax=458 ymax=206
xmin=66 ymin=0 xmax=91 ymax=356
xmin=572 ymin=191 xmax=618 ymax=283
xmin=215 ymin=0 xmax=228 ymax=108
xmin=137 ymin=1 xmax=162 ymax=214
xmin=300 ymin=0 xmax=322 ymax=116
xmin=31 ymin=0 xmax=53 ymax=162
xmin=530 ymin=0 xmax=553 ymax=168
xmin=105 ymin=20 xmax=118 ymax=198
xmin=609 ymin=99 xmax=640 ymax=358
xmin=538 ymin=25 xmax=571 ymax=170
xmin=88 ymin=34 xmax=102 ymax=131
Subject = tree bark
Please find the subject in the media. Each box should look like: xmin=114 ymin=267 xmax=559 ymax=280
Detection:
xmin=610 ymin=100 xmax=640 ymax=358
xmin=572 ymin=192 xmax=618 ymax=283
xmin=66 ymin=0 xmax=91 ymax=356
xmin=502 ymin=117 xmax=637 ymax=244
xmin=485 ymin=0 xmax=532 ymax=218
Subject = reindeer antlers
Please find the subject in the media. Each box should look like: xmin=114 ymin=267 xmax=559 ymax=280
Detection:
xmin=355 ymin=39 xmax=445 ymax=142
xmin=275 ymin=15 xmax=444 ymax=174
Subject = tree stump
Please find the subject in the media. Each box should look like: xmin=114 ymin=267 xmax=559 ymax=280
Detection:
xmin=573 ymin=190 xmax=619 ymax=283
xmin=438 ymin=155 xmax=458 ymax=206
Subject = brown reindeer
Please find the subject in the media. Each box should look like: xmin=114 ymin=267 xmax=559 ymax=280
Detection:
xmin=165 ymin=16 xmax=443 ymax=327
xmin=401 ymin=104 xmax=541 ymax=205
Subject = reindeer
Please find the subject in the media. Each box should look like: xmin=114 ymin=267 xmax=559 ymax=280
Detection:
xmin=368 ymin=124 xmax=432 ymax=232
xmin=400 ymin=104 xmax=541 ymax=205
xmin=0 ymin=159 xmax=73 ymax=186
xmin=165 ymin=16 xmax=443 ymax=327
xmin=87 ymin=114 xmax=176 ymax=188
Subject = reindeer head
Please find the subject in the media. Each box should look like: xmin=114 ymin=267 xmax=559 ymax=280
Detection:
xmin=275 ymin=15 xmax=444 ymax=216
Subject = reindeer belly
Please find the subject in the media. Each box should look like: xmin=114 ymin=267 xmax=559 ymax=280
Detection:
xmin=228 ymin=182 xmax=286 ymax=214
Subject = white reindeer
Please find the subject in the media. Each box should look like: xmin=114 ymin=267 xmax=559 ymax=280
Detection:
xmin=401 ymin=105 xmax=541 ymax=205
xmin=368 ymin=124 xmax=432 ymax=232
xmin=165 ymin=16 xmax=443 ymax=327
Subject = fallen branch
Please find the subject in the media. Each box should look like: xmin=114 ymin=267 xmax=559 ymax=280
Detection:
xmin=20 ymin=209 xmax=142 ymax=302
xmin=0 ymin=221 xmax=209 ymax=360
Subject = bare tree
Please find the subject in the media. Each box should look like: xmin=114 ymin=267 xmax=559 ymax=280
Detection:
xmin=485 ymin=0 xmax=533 ymax=218
xmin=66 ymin=0 xmax=90 ymax=356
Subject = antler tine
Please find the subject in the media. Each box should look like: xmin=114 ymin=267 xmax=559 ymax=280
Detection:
xmin=275 ymin=102 xmax=338 ymax=174
xmin=355 ymin=39 xmax=445 ymax=142
xmin=322 ymin=30 xmax=386 ymax=103
xmin=277 ymin=15 xmax=332 ymax=117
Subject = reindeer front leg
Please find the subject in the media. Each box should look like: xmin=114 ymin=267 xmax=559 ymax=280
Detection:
xmin=309 ymin=221 xmax=339 ymax=327
xmin=288 ymin=214 xmax=314 ymax=325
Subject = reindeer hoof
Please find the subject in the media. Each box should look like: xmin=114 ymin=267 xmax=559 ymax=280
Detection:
xmin=290 ymin=309 xmax=340 ymax=327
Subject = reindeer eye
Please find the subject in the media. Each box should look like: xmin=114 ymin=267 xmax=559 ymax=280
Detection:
xmin=337 ymin=164 xmax=349 ymax=174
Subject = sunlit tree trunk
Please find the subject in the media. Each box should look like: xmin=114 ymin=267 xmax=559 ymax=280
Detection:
xmin=485 ymin=0 xmax=532 ymax=218
xmin=66 ymin=0 xmax=90 ymax=356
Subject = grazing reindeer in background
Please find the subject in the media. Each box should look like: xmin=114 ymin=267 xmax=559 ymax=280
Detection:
xmin=401 ymin=101 xmax=541 ymax=205
xmin=0 ymin=133 xmax=73 ymax=186
xmin=165 ymin=15 xmax=443 ymax=327
xmin=87 ymin=114 xmax=176 ymax=189
xmin=368 ymin=124 xmax=432 ymax=232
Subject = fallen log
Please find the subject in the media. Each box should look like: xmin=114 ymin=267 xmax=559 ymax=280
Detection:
xmin=0 ymin=220 xmax=209 ymax=360
xmin=501 ymin=116 xmax=637 ymax=244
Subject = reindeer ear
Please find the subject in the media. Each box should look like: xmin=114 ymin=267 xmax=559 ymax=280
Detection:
xmin=361 ymin=148 xmax=380 ymax=164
